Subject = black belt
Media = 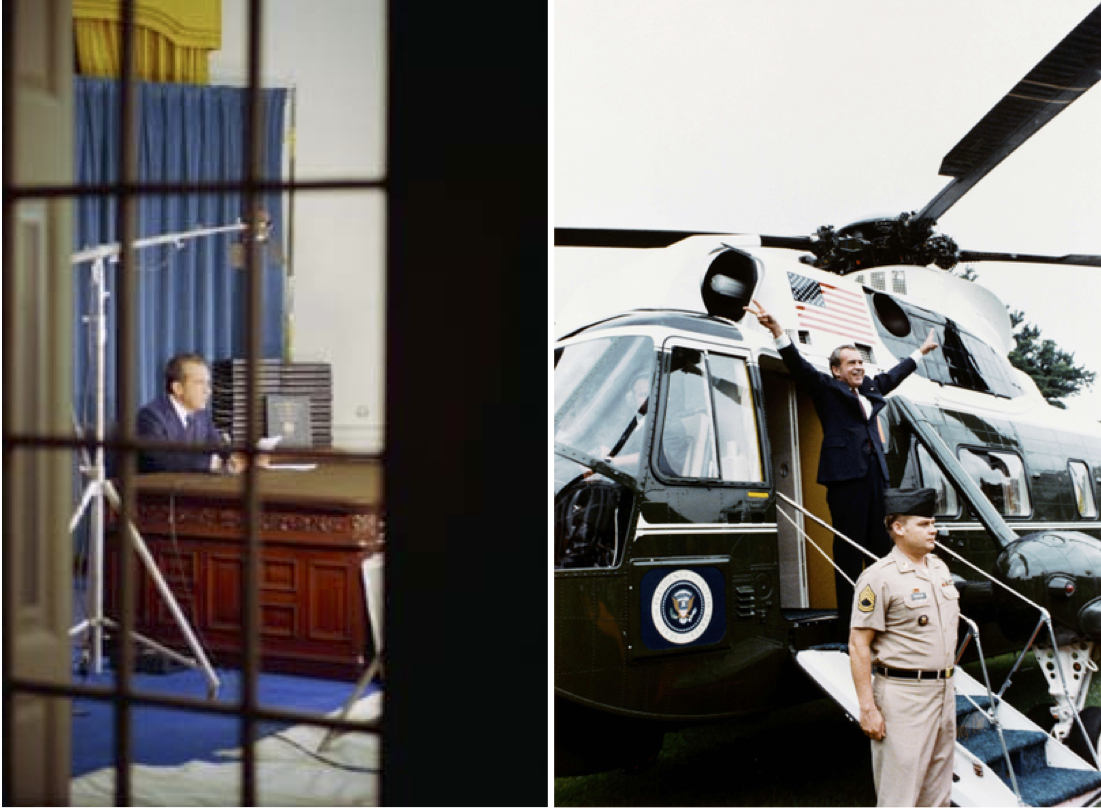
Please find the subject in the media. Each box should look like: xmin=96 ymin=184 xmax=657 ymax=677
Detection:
xmin=875 ymin=665 xmax=953 ymax=680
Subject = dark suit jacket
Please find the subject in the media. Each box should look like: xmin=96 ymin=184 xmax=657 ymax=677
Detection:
xmin=779 ymin=343 xmax=917 ymax=485
xmin=136 ymin=393 xmax=225 ymax=474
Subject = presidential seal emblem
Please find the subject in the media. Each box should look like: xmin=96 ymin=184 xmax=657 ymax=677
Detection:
xmin=651 ymin=569 xmax=712 ymax=644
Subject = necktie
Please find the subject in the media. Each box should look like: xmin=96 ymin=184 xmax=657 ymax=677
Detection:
xmin=853 ymin=388 xmax=869 ymax=420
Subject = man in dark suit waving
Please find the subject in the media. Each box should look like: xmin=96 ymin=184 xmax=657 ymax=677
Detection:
xmin=745 ymin=299 xmax=938 ymax=627
xmin=137 ymin=353 xmax=245 ymax=474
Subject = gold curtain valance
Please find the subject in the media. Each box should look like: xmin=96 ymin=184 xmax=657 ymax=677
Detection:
xmin=74 ymin=0 xmax=221 ymax=84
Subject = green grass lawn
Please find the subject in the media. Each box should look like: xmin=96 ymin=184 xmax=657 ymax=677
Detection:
xmin=553 ymin=651 xmax=1101 ymax=806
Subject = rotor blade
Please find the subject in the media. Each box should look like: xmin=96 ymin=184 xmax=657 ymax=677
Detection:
xmin=554 ymin=228 xmax=720 ymax=248
xmin=758 ymin=235 xmax=818 ymax=252
xmin=916 ymin=5 xmax=1101 ymax=224
xmin=958 ymin=250 xmax=1101 ymax=267
xmin=554 ymin=227 xmax=817 ymax=252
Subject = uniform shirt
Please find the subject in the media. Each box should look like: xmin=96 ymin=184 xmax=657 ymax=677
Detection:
xmin=851 ymin=545 xmax=960 ymax=671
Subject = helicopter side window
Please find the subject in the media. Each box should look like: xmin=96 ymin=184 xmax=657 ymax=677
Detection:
xmin=872 ymin=296 xmax=1023 ymax=398
xmin=661 ymin=348 xmax=714 ymax=479
xmin=1069 ymin=461 xmax=1099 ymax=519
xmin=959 ymin=447 xmax=1032 ymax=517
xmin=708 ymin=353 xmax=764 ymax=482
xmin=915 ymin=444 xmax=961 ymax=517
xmin=658 ymin=347 xmax=764 ymax=483
xmin=942 ymin=321 xmax=991 ymax=394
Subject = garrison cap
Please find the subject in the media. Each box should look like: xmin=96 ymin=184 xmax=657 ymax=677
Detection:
xmin=885 ymin=487 xmax=936 ymax=517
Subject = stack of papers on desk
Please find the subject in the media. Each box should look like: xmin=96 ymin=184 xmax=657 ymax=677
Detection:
xmin=258 ymin=436 xmax=317 ymax=471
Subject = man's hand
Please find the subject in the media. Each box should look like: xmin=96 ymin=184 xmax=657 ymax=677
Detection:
xmin=919 ymin=327 xmax=939 ymax=356
xmin=744 ymin=298 xmax=784 ymax=338
xmin=849 ymin=627 xmax=885 ymax=741
xmin=226 ymin=452 xmax=247 ymax=475
xmin=859 ymin=703 xmax=887 ymax=741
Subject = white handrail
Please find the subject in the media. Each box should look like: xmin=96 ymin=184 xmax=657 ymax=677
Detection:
xmin=775 ymin=490 xmax=878 ymax=563
xmin=775 ymin=491 xmax=1101 ymax=780
xmin=775 ymin=502 xmax=854 ymax=585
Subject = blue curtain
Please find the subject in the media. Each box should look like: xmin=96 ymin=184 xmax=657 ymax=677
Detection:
xmin=72 ymin=77 xmax=287 ymax=426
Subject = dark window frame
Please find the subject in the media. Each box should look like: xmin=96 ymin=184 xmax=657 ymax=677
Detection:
xmin=3 ymin=4 xmax=385 ymax=804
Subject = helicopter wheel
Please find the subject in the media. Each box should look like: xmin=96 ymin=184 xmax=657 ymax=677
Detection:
xmin=1065 ymin=705 xmax=1101 ymax=764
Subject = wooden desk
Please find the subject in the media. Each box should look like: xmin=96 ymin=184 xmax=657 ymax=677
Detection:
xmin=106 ymin=461 xmax=384 ymax=680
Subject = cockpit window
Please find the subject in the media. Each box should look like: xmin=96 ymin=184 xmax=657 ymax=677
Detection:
xmin=659 ymin=346 xmax=764 ymax=483
xmin=554 ymin=336 xmax=655 ymax=479
xmin=959 ymin=447 xmax=1031 ymax=517
xmin=554 ymin=336 xmax=654 ymax=571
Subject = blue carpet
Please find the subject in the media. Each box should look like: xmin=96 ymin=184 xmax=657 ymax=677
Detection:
xmin=1014 ymin=767 xmax=1101 ymax=807
xmin=955 ymin=694 xmax=1101 ymax=806
xmin=71 ymin=662 xmax=378 ymax=777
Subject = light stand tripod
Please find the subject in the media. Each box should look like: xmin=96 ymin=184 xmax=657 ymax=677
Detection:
xmin=69 ymin=220 xmax=265 ymax=699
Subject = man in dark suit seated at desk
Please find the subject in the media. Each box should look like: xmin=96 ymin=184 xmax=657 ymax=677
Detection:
xmin=137 ymin=352 xmax=246 ymax=475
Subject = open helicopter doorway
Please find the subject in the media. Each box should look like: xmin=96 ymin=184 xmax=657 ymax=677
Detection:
xmin=759 ymin=365 xmax=837 ymax=611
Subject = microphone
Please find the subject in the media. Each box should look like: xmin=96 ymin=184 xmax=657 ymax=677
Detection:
xmin=229 ymin=208 xmax=275 ymax=268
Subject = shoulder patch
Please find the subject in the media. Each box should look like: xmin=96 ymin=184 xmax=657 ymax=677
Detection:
xmin=858 ymin=584 xmax=876 ymax=613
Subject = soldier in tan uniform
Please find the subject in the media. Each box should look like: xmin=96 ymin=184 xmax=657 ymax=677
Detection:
xmin=849 ymin=487 xmax=960 ymax=807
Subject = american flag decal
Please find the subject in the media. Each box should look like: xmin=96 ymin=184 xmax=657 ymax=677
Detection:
xmin=787 ymin=271 xmax=875 ymax=342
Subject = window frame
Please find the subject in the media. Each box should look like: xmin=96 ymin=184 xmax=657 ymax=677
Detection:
xmin=3 ymin=3 xmax=386 ymax=804
xmin=1069 ymin=459 xmax=1099 ymax=520
xmin=654 ymin=337 xmax=766 ymax=486
xmin=915 ymin=442 xmax=962 ymax=519
xmin=957 ymin=445 xmax=1033 ymax=519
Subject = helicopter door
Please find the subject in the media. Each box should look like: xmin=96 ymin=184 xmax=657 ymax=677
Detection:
xmin=760 ymin=370 xmax=808 ymax=608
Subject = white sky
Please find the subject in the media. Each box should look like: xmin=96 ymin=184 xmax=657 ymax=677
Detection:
xmin=553 ymin=0 xmax=1101 ymax=419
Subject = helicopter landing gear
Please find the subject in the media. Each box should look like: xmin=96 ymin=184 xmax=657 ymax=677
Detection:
xmin=1033 ymin=641 xmax=1097 ymax=742
xmin=1066 ymin=706 xmax=1101 ymax=765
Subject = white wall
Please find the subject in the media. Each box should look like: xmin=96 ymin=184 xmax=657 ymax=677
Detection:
xmin=210 ymin=0 xmax=387 ymax=452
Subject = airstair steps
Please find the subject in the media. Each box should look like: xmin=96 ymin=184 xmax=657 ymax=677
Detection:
xmin=1012 ymin=768 xmax=1101 ymax=808
xmin=795 ymin=648 xmax=1101 ymax=807
xmin=955 ymin=696 xmax=1101 ymax=806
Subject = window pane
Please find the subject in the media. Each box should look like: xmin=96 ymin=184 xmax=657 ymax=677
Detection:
xmin=1070 ymin=461 xmax=1099 ymax=518
xmin=707 ymin=353 xmax=763 ymax=482
xmin=918 ymin=444 xmax=959 ymax=517
xmin=661 ymin=347 xmax=716 ymax=479
xmin=554 ymin=336 xmax=655 ymax=478
xmin=959 ymin=448 xmax=1031 ymax=517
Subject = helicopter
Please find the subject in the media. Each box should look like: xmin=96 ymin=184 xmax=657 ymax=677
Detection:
xmin=553 ymin=5 xmax=1101 ymax=803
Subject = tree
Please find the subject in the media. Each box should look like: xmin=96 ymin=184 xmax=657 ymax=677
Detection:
xmin=1006 ymin=310 xmax=1096 ymax=409
xmin=952 ymin=265 xmax=1095 ymax=409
